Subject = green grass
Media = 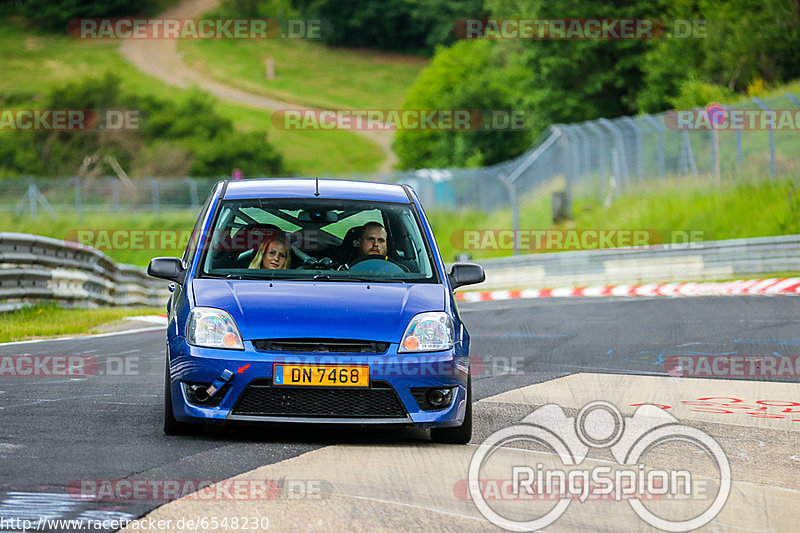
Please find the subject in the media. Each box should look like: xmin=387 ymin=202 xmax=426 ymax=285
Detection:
xmin=0 ymin=19 xmax=384 ymax=175
xmin=179 ymin=37 xmax=427 ymax=110
xmin=429 ymin=175 xmax=800 ymax=261
xmin=0 ymin=304 xmax=163 ymax=342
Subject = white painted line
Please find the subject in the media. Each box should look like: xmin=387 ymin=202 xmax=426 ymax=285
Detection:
xmin=0 ymin=326 xmax=165 ymax=347
xmin=330 ymin=492 xmax=487 ymax=523
xmin=124 ymin=315 xmax=168 ymax=325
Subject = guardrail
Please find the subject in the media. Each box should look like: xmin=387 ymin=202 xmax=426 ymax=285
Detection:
xmin=469 ymin=234 xmax=800 ymax=291
xmin=0 ymin=232 xmax=170 ymax=308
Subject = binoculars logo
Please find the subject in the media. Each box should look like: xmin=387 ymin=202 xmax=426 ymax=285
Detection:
xmin=468 ymin=401 xmax=731 ymax=531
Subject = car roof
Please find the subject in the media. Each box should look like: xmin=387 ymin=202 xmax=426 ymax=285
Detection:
xmin=222 ymin=178 xmax=411 ymax=203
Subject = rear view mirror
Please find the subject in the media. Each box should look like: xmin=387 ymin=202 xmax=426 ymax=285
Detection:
xmin=448 ymin=263 xmax=485 ymax=290
xmin=148 ymin=257 xmax=186 ymax=284
xmin=298 ymin=210 xmax=339 ymax=223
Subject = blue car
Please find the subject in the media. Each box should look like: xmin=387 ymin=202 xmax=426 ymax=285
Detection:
xmin=148 ymin=179 xmax=485 ymax=443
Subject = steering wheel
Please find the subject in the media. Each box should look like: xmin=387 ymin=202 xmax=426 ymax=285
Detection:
xmin=345 ymin=254 xmax=410 ymax=273
xmin=302 ymin=257 xmax=334 ymax=270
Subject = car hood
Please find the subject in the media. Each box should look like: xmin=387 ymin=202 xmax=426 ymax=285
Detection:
xmin=192 ymin=279 xmax=445 ymax=342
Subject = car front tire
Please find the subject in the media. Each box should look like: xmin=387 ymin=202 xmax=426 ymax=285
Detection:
xmin=163 ymin=358 xmax=197 ymax=435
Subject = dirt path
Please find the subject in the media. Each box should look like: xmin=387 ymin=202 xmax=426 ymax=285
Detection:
xmin=119 ymin=0 xmax=396 ymax=173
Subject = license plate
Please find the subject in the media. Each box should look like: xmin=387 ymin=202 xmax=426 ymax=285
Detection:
xmin=273 ymin=364 xmax=369 ymax=387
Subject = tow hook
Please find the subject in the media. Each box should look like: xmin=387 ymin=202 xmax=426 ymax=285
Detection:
xmin=192 ymin=369 xmax=234 ymax=402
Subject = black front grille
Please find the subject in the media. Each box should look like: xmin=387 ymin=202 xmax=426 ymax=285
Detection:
xmin=232 ymin=379 xmax=406 ymax=418
xmin=253 ymin=339 xmax=389 ymax=353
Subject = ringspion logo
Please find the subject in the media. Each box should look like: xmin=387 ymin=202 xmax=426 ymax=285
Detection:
xmin=466 ymin=402 xmax=730 ymax=531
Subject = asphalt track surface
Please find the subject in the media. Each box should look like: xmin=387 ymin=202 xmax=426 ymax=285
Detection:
xmin=1 ymin=296 xmax=799 ymax=532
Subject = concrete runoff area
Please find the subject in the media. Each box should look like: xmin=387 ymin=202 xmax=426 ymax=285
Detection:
xmin=120 ymin=373 xmax=800 ymax=532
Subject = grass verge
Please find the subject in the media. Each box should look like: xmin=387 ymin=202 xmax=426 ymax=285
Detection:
xmin=179 ymin=35 xmax=427 ymax=111
xmin=430 ymin=175 xmax=800 ymax=261
xmin=0 ymin=20 xmax=384 ymax=175
xmin=0 ymin=304 xmax=163 ymax=343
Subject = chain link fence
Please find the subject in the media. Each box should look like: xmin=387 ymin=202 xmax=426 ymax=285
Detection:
xmin=397 ymin=92 xmax=800 ymax=214
xmin=3 ymin=93 xmax=798 ymax=227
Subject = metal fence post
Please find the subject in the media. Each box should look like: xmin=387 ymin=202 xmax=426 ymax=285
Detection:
xmin=680 ymin=129 xmax=699 ymax=179
xmin=752 ymin=97 xmax=776 ymax=178
xmin=710 ymin=123 xmax=719 ymax=182
xmin=726 ymin=104 xmax=743 ymax=169
xmin=621 ymin=116 xmax=643 ymax=182
xmin=149 ymin=178 xmax=160 ymax=213
xmin=643 ymin=114 xmax=666 ymax=177
xmin=185 ymin=177 xmax=199 ymax=208
xmin=555 ymin=126 xmax=574 ymax=211
xmin=585 ymin=121 xmax=607 ymax=201
xmin=111 ymin=179 xmax=120 ymax=212
xmin=28 ymin=181 xmax=37 ymax=219
xmin=72 ymin=177 xmax=82 ymax=221
xmin=574 ymin=126 xmax=591 ymax=186
xmin=598 ymin=119 xmax=629 ymax=189
xmin=498 ymin=173 xmax=519 ymax=256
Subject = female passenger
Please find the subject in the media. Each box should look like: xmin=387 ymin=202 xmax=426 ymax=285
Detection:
xmin=248 ymin=230 xmax=291 ymax=269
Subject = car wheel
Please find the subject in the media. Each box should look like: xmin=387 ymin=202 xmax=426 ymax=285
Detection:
xmin=430 ymin=374 xmax=472 ymax=444
xmin=163 ymin=358 xmax=196 ymax=435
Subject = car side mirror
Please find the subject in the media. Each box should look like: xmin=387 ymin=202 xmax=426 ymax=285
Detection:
xmin=148 ymin=257 xmax=186 ymax=284
xmin=448 ymin=263 xmax=485 ymax=290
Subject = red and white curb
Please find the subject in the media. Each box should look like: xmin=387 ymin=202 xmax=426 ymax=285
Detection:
xmin=456 ymin=278 xmax=800 ymax=302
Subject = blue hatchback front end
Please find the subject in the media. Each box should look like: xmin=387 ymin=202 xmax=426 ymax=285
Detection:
xmin=149 ymin=179 xmax=485 ymax=443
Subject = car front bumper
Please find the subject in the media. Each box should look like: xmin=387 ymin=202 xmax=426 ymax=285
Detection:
xmin=167 ymin=337 xmax=470 ymax=428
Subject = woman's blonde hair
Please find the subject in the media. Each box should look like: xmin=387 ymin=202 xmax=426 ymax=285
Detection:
xmin=248 ymin=230 xmax=291 ymax=269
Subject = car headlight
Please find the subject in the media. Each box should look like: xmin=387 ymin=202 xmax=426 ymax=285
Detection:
xmin=399 ymin=312 xmax=454 ymax=353
xmin=187 ymin=307 xmax=244 ymax=350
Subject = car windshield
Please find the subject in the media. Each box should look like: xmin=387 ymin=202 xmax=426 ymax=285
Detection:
xmin=199 ymin=198 xmax=436 ymax=282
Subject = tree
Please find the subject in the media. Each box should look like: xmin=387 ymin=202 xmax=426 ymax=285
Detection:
xmin=485 ymin=0 xmax=667 ymax=123
xmin=0 ymin=74 xmax=284 ymax=177
xmin=637 ymin=0 xmax=800 ymax=112
xmin=392 ymin=40 xmax=532 ymax=169
xmin=15 ymin=0 xmax=156 ymax=30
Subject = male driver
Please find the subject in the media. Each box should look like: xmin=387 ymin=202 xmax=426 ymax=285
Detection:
xmin=358 ymin=222 xmax=388 ymax=257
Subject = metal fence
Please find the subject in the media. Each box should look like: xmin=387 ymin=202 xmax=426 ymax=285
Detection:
xmin=397 ymin=92 xmax=800 ymax=214
xmin=2 ymin=93 xmax=799 ymax=224
xmin=0 ymin=177 xmax=222 ymax=217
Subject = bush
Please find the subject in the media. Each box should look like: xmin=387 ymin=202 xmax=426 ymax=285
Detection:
xmin=392 ymin=40 xmax=532 ymax=169
xmin=14 ymin=0 xmax=157 ymax=31
xmin=0 ymin=74 xmax=284 ymax=177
